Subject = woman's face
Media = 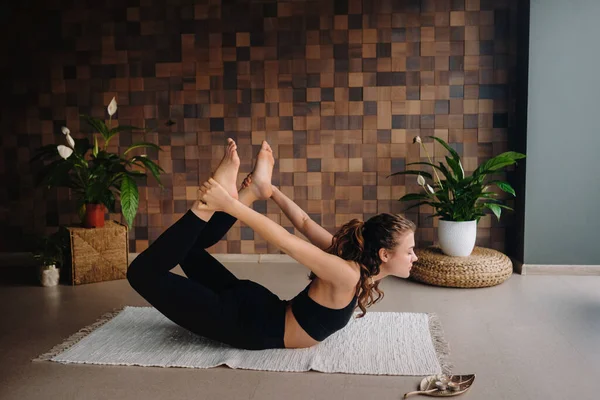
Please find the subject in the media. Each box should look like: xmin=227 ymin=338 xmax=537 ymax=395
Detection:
xmin=379 ymin=232 xmax=418 ymax=278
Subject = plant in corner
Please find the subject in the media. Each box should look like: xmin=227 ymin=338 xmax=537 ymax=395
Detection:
xmin=29 ymin=227 xmax=70 ymax=287
xmin=30 ymin=97 xmax=165 ymax=229
xmin=389 ymin=136 xmax=526 ymax=256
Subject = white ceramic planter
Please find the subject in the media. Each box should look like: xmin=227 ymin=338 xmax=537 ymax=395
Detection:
xmin=39 ymin=264 xmax=60 ymax=287
xmin=438 ymin=220 xmax=477 ymax=257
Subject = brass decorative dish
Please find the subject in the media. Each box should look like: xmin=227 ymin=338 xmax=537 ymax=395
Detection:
xmin=403 ymin=374 xmax=476 ymax=398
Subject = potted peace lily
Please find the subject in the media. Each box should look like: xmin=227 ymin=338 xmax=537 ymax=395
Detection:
xmin=390 ymin=136 xmax=526 ymax=256
xmin=30 ymin=97 xmax=165 ymax=229
xmin=30 ymin=227 xmax=70 ymax=287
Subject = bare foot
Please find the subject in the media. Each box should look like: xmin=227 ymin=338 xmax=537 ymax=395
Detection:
xmin=211 ymin=138 xmax=240 ymax=200
xmin=240 ymin=141 xmax=274 ymax=200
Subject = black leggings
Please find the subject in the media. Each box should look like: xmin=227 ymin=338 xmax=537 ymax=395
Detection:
xmin=127 ymin=210 xmax=287 ymax=350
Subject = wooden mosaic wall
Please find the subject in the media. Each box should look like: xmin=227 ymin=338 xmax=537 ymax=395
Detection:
xmin=0 ymin=0 xmax=519 ymax=254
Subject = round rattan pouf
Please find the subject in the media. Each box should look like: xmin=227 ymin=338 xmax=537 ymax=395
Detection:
xmin=410 ymin=246 xmax=513 ymax=288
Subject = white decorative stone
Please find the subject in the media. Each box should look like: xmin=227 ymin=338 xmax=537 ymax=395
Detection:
xmin=437 ymin=220 xmax=477 ymax=257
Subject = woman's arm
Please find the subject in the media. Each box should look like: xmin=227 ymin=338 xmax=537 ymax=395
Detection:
xmin=226 ymin=198 xmax=355 ymax=287
xmin=270 ymin=185 xmax=333 ymax=251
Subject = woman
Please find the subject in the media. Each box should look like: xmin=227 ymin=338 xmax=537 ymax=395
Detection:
xmin=127 ymin=139 xmax=418 ymax=351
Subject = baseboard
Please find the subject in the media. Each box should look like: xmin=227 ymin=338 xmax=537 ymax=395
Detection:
xmin=0 ymin=252 xmax=36 ymax=267
xmin=131 ymin=253 xmax=297 ymax=264
xmin=505 ymin=257 xmax=600 ymax=276
xmin=130 ymin=253 xmax=295 ymax=263
xmin=254 ymin=254 xmax=297 ymax=263
xmin=0 ymin=252 xmax=295 ymax=267
xmin=4 ymin=252 xmax=598 ymax=274
xmin=520 ymin=264 xmax=600 ymax=276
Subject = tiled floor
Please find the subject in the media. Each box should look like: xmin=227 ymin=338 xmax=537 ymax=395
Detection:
xmin=1 ymin=262 xmax=598 ymax=400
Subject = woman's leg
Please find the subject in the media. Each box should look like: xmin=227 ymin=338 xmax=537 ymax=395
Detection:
xmin=127 ymin=209 xmax=242 ymax=345
xmin=186 ymin=137 xmax=268 ymax=250
xmin=191 ymin=184 xmax=259 ymax=249
xmin=126 ymin=136 xmax=244 ymax=343
xmin=178 ymin=187 xmax=260 ymax=292
xmin=191 ymin=137 xmax=240 ymax=249
xmin=179 ymin=141 xmax=274 ymax=287
xmin=191 ymin=211 xmax=237 ymax=249
xmin=127 ymin=208 xmax=284 ymax=349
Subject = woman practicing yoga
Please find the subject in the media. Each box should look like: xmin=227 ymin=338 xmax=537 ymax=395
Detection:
xmin=127 ymin=139 xmax=418 ymax=350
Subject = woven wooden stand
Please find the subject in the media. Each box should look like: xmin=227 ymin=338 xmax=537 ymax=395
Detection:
xmin=64 ymin=221 xmax=129 ymax=285
xmin=410 ymin=246 xmax=513 ymax=288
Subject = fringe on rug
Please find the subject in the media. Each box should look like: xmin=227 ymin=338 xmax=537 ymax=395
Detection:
xmin=427 ymin=312 xmax=454 ymax=375
xmin=32 ymin=306 xmax=126 ymax=362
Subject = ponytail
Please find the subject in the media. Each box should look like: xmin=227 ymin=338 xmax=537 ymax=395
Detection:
xmin=308 ymin=214 xmax=416 ymax=317
xmin=309 ymin=219 xmax=384 ymax=317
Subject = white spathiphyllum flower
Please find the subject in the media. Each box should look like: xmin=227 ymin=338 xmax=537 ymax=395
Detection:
xmin=61 ymin=126 xmax=70 ymax=136
xmin=417 ymin=174 xmax=426 ymax=186
xmin=426 ymin=184 xmax=435 ymax=194
xmin=57 ymin=145 xmax=73 ymax=160
xmin=413 ymin=136 xmax=422 ymax=144
xmin=140 ymin=154 xmax=147 ymax=157
xmin=66 ymin=133 xmax=75 ymax=149
xmin=107 ymin=97 xmax=117 ymax=116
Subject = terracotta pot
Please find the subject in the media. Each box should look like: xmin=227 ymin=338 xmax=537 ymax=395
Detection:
xmin=84 ymin=203 xmax=106 ymax=228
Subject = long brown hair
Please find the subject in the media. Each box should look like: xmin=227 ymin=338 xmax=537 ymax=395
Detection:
xmin=309 ymin=213 xmax=416 ymax=317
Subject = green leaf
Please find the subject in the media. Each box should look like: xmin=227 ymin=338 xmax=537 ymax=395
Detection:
xmin=35 ymin=159 xmax=74 ymax=188
xmin=130 ymin=156 xmax=165 ymax=187
xmin=445 ymin=156 xmax=464 ymax=181
xmin=73 ymin=137 xmax=92 ymax=157
xmin=101 ymin=190 xmax=117 ymax=213
xmin=120 ymin=175 xmax=139 ymax=229
xmin=403 ymin=201 xmax=432 ymax=211
xmin=387 ymin=170 xmax=434 ymax=180
xmin=80 ymin=114 xmax=110 ymax=140
xmin=485 ymin=203 xmax=502 ymax=221
xmin=406 ymin=161 xmax=446 ymax=172
xmin=398 ymin=193 xmax=430 ymax=202
xmin=108 ymin=125 xmax=153 ymax=135
xmin=499 ymin=151 xmax=527 ymax=161
xmin=106 ymin=125 xmax=153 ymax=148
xmin=436 ymin=162 xmax=455 ymax=183
xmin=125 ymin=170 xmax=146 ymax=177
xmin=493 ymin=181 xmax=516 ymax=196
xmin=398 ymin=136 xmax=524 ymax=222
xmin=123 ymin=142 xmax=162 ymax=156
xmin=429 ymin=136 xmax=461 ymax=162
xmin=93 ymin=135 xmax=99 ymax=157
xmin=30 ymin=144 xmax=60 ymax=163
xmin=428 ymin=212 xmax=449 ymax=219
xmin=475 ymin=152 xmax=526 ymax=176
xmin=77 ymin=199 xmax=86 ymax=223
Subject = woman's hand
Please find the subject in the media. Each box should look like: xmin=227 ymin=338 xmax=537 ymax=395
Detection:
xmin=196 ymin=178 xmax=237 ymax=213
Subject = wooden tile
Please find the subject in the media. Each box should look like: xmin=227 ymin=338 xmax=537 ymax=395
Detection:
xmin=12 ymin=0 xmax=519 ymax=253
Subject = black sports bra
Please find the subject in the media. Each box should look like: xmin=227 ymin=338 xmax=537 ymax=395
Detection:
xmin=290 ymin=282 xmax=357 ymax=341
